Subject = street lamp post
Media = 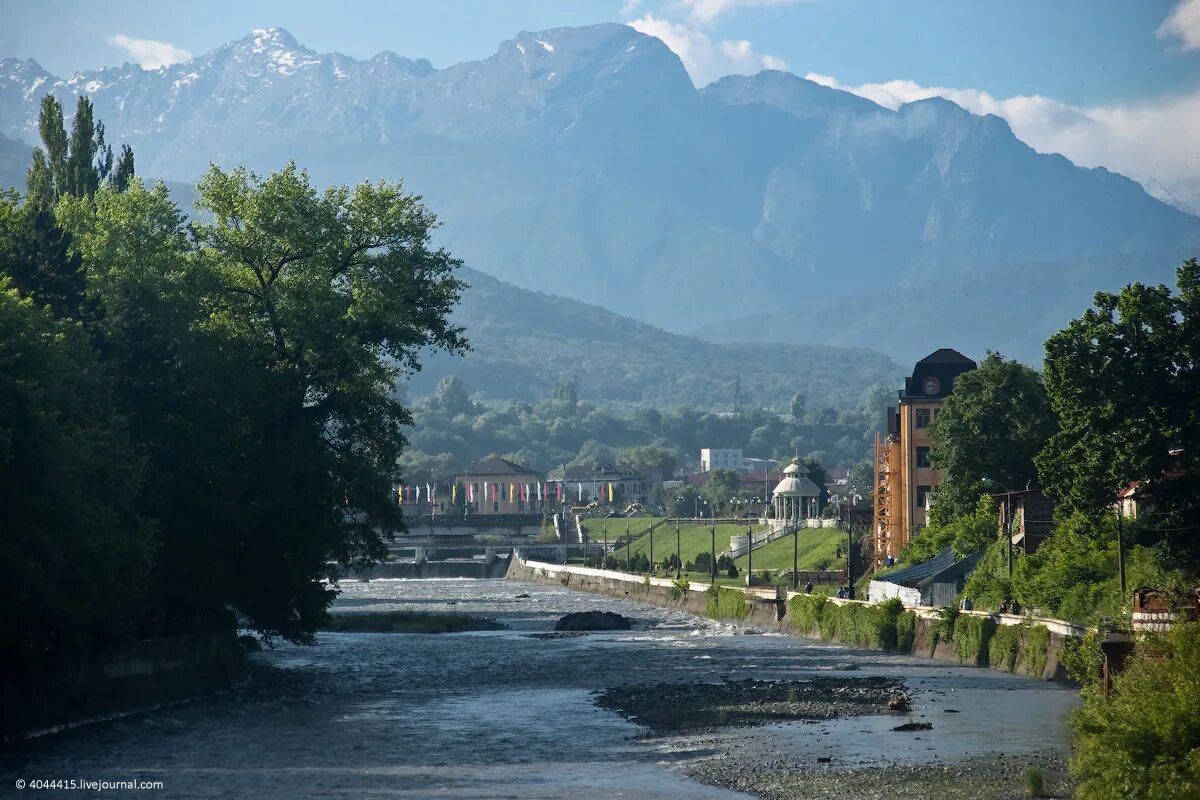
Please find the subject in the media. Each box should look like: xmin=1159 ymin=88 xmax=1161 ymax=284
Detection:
xmin=649 ymin=521 xmax=655 ymax=575
xmin=603 ymin=521 xmax=608 ymax=570
xmin=625 ymin=524 xmax=631 ymax=571
xmin=676 ymin=517 xmax=682 ymax=579
xmin=746 ymin=502 xmax=754 ymax=588
xmin=710 ymin=518 xmax=717 ymax=584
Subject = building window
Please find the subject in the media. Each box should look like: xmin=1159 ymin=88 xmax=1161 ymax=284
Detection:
xmin=922 ymin=376 xmax=940 ymax=395
xmin=915 ymin=408 xmax=931 ymax=429
xmin=916 ymin=447 xmax=931 ymax=468
xmin=917 ymin=485 xmax=932 ymax=509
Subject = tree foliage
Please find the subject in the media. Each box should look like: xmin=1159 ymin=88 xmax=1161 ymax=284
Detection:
xmin=1071 ymin=622 xmax=1200 ymax=800
xmin=2 ymin=145 xmax=465 ymax=689
xmin=1037 ymin=261 xmax=1200 ymax=553
xmin=0 ymin=282 xmax=153 ymax=679
xmin=904 ymin=494 xmax=997 ymax=565
xmin=927 ymin=351 xmax=1057 ymax=518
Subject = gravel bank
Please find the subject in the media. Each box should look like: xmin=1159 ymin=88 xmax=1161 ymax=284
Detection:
xmin=594 ymin=676 xmax=906 ymax=734
xmin=687 ymin=754 xmax=1073 ymax=800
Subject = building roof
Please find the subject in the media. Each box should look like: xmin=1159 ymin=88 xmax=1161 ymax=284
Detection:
xmin=874 ymin=547 xmax=984 ymax=591
xmin=874 ymin=548 xmax=958 ymax=587
xmin=901 ymin=347 xmax=977 ymax=401
xmin=561 ymin=463 xmax=641 ymax=481
xmin=460 ymin=457 xmax=539 ymax=477
xmin=916 ymin=348 xmax=976 ymax=366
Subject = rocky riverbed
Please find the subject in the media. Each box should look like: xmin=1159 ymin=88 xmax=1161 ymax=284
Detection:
xmin=594 ymin=676 xmax=906 ymax=734
xmin=687 ymin=753 xmax=1073 ymax=800
xmin=3 ymin=579 xmax=1078 ymax=800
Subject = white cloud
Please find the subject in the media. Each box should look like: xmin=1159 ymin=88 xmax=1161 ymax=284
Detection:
xmin=628 ymin=13 xmax=787 ymax=86
xmin=805 ymin=72 xmax=1200 ymax=214
xmin=620 ymin=0 xmax=643 ymax=15
xmin=108 ymin=34 xmax=193 ymax=69
xmin=678 ymin=0 xmax=801 ymax=24
xmin=1159 ymin=0 xmax=1200 ymax=51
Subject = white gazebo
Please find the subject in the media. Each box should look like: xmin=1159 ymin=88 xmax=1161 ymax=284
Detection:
xmin=771 ymin=459 xmax=821 ymax=525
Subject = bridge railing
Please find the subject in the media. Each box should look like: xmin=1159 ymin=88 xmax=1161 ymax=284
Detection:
xmin=403 ymin=513 xmax=545 ymax=527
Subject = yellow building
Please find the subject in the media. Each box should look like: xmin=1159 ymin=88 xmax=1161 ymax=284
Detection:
xmin=873 ymin=349 xmax=976 ymax=568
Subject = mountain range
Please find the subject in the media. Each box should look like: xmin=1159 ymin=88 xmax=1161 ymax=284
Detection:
xmin=1 ymin=23 xmax=1197 ymax=366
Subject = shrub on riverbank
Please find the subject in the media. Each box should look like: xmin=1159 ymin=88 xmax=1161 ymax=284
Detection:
xmin=706 ymin=586 xmax=750 ymax=620
xmin=953 ymin=615 xmax=997 ymax=665
xmin=1070 ymin=622 xmax=1200 ymax=799
xmin=787 ymin=595 xmax=916 ymax=652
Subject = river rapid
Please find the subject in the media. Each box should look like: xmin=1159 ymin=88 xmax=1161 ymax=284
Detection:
xmin=3 ymin=578 xmax=1078 ymax=799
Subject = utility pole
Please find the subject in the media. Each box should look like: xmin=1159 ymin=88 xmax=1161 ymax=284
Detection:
xmin=1116 ymin=505 xmax=1126 ymax=595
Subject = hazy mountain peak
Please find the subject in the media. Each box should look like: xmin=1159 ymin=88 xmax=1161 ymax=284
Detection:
xmin=703 ymin=69 xmax=883 ymax=119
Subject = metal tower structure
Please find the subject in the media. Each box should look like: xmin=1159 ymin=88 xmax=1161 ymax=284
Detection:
xmin=871 ymin=431 xmax=902 ymax=570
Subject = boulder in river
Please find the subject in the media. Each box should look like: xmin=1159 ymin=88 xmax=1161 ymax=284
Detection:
xmin=554 ymin=611 xmax=632 ymax=631
xmin=892 ymin=721 xmax=932 ymax=732
xmin=238 ymin=634 xmax=262 ymax=653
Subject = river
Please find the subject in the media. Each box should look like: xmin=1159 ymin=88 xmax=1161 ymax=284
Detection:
xmin=3 ymin=578 xmax=1078 ymax=799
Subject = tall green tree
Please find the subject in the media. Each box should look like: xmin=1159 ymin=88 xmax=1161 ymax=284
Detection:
xmin=0 ymin=280 xmax=153 ymax=682
xmin=65 ymin=97 xmax=111 ymax=198
xmin=789 ymin=392 xmax=806 ymax=421
xmin=110 ymin=145 xmax=135 ymax=191
xmin=190 ymin=163 xmax=467 ymax=577
xmin=702 ymin=468 xmax=742 ymax=513
xmin=927 ymin=351 xmax=1057 ymax=518
xmin=1037 ymin=260 xmax=1200 ymax=564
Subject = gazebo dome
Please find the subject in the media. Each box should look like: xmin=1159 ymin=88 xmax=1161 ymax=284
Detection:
xmin=771 ymin=459 xmax=821 ymax=523
xmin=772 ymin=460 xmax=820 ymax=498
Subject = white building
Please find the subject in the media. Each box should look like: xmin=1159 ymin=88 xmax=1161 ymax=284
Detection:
xmin=700 ymin=448 xmax=744 ymax=472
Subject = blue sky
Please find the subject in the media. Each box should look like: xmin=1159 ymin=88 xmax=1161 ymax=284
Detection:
xmin=4 ymin=0 xmax=1199 ymax=208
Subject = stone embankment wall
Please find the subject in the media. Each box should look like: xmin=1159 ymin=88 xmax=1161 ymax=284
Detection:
xmin=507 ymin=558 xmax=1084 ymax=683
xmin=4 ymin=632 xmax=245 ymax=741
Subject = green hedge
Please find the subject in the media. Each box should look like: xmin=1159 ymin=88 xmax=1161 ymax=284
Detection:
xmin=953 ymin=615 xmax=997 ymax=665
xmin=985 ymin=622 xmax=1052 ymax=675
xmin=789 ymin=594 xmax=827 ymax=635
xmin=787 ymin=595 xmax=916 ymax=653
xmin=705 ymin=586 xmax=750 ymax=620
xmin=989 ymin=623 xmax=1021 ymax=672
xmin=1023 ymin=624 xmax=1050 ymax=677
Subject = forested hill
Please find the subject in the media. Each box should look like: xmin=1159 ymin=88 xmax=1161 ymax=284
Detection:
xmin=406 ymin=266 xmax=900 ymax=410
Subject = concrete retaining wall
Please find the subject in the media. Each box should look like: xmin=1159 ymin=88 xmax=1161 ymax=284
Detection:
xmin=3 ymin=632 xmax=245 ymax=741
xmin=507 ymin=558 xmax=1082 ymax=682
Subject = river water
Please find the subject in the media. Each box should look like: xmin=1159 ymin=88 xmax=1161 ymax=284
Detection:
xmin=3 ymin=579 xmax=1078 ymax=799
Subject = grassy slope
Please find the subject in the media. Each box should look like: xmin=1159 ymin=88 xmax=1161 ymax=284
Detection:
xmin=585 ymin=517 xmax=845 ymax=576
xmin=586 ymin=518 xmax=760 ymax=565
xmin=734 ymin=527 xmax=845 ymax=572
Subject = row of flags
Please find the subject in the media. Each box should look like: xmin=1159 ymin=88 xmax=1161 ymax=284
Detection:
xmin=396 ymin=480 xmax=620 ymax=505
